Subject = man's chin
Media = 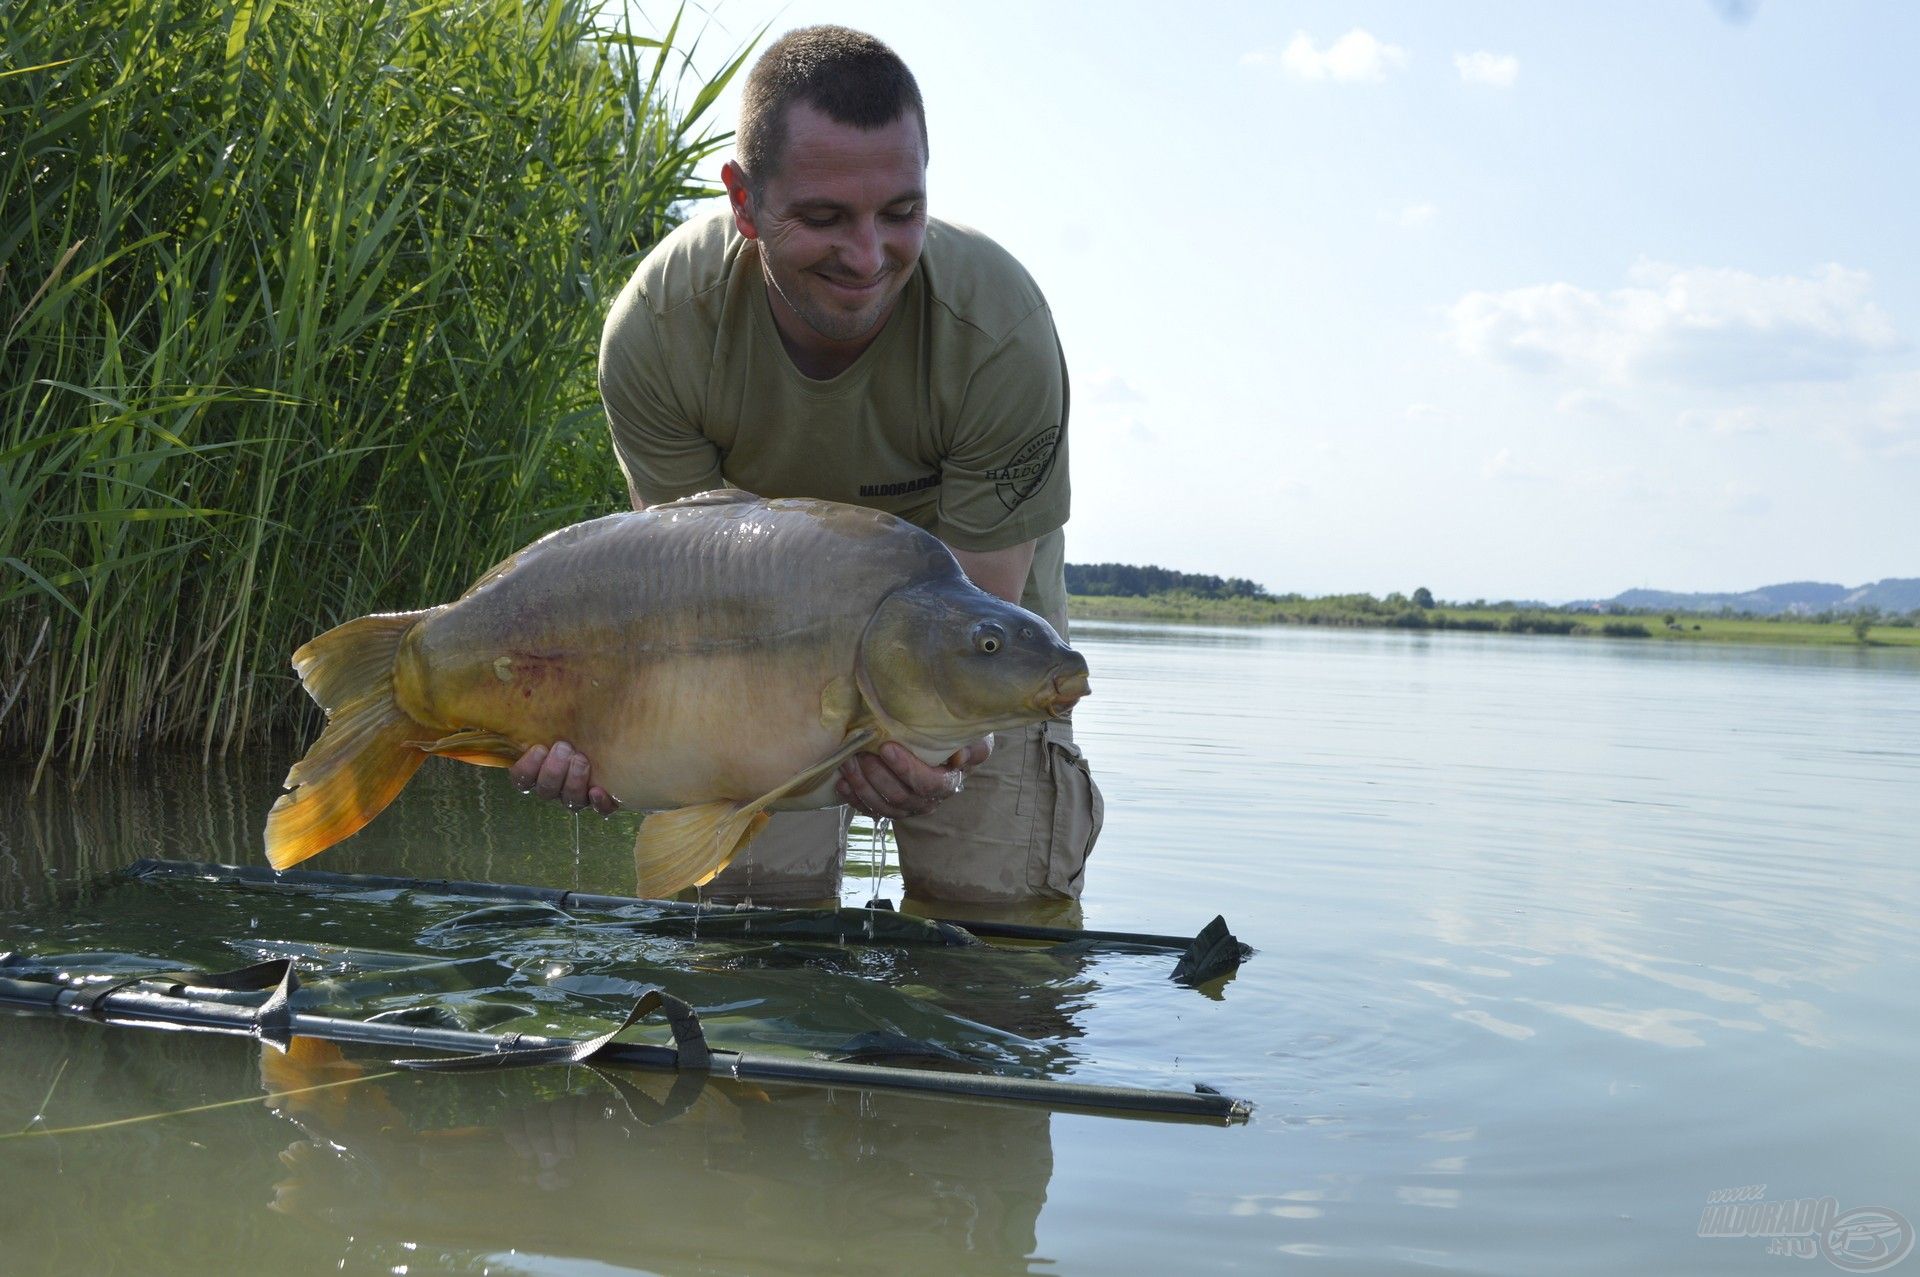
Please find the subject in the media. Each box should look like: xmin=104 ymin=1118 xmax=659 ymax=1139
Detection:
xmin=800 ymin=302 xmax=889 ymax=344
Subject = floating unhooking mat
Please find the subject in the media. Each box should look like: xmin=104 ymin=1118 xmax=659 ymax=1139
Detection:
xmin=0 ymin=859 xmax=1253 ymax=1123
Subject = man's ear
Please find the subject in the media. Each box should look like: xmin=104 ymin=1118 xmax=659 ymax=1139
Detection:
xmin=720 ymin=160 xmax=759 ymax=240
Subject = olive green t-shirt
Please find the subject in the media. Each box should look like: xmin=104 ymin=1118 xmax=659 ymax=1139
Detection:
xmin=598 ymin=209 xmax=1071 ymax=631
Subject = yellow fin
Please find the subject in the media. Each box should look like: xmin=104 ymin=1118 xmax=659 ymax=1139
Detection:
xmin=414 ymin=728 xmax=524 ymax=768
xmin=819 ymin=675 xmax=860 ymax=733
xmin=755 ymin=727 xmax=879 ymax=807
xmin=631 ymin=729 xmax=882 ymax=897
xmin=634 ymin=803 xmax=772 ymax=897
xmin=265 ymin=611 xmax=433 ymax=871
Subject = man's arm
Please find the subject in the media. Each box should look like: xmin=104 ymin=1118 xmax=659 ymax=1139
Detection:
xmin=951 ymin=541 xmax=1037 ymax=608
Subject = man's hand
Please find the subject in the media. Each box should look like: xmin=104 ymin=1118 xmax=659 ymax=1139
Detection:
xmin=837 ymin=738 xmax=992 ymax=820
xmin=507 ymin=741 xmax=620 ymax=815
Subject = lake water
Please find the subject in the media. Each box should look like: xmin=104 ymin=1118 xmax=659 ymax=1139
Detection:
xmin=3 ymin=622 xmax=1917 ymax=1275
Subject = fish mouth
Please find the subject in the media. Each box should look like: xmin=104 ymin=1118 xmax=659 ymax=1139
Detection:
xmin=1044 ymin=667 xmax=1091 ymax=719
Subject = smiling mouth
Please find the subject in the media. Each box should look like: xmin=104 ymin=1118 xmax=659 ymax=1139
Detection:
xmin=816 ymin=270 xmax=890 ymax=295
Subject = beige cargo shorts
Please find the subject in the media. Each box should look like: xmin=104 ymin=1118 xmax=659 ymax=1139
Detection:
xmin=702 ymin=720 xmax=1103 ymax=904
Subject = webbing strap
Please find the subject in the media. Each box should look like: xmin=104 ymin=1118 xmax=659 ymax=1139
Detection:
xmin=592 ymin=1064 xmax=709 ymax=1127
xmin=394 ymin=986 xmax=714 ymax=1073
xmin=68 ymin=958 xmax=299 ymax=1020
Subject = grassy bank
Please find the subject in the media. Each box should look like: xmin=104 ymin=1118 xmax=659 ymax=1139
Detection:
xmin=1068 ymin=594 xmax=1920 ymax=649
xmin=2 ymin=0 xmax=751 ymax=780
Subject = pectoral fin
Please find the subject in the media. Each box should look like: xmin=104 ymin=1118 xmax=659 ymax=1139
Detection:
xmin=634 ymin=803 xmax=772 ymax=897
xmin=819 ymin=675 xmax=860 ymax=733
xmin=632 ymin=729 xmax=882 ymax=897
xmin=413 ymin=729 xmax=524 ymax=768
xmin=753 ymin=727 xmax=879 ymax=807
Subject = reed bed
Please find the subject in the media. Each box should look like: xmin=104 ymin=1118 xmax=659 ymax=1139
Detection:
xmin=1 ymin=0 xmax=749 ymax=783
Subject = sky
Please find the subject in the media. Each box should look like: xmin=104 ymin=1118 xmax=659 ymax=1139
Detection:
xmin=634 ymin=1 xmax=1920 ymax=601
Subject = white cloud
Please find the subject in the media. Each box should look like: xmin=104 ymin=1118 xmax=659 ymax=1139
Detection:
xmin=1675 ymin=374 xmax=1920 ymax=457
xmin=1847 ymin=369 xmax=1920 ymax=458
xmin=1081 ymin=367 xmax=1144 ymax=404
xmin=1677 ymin=405 xmax=1766 ymax=436
xmin=1447 ymin=260 xmax=1901 ymax=387
xmin=1455 ymin=51 xmax=1519 ymax=88
xmin=1405 ymin=402 xmax=1454 ymax=424
xmin=1394 ymin=202 xmax=1437 ymax=230
xmin=1482 ymin=448 xmax=1546 ymax=482
xmin=1247 ymin=29 xmax=1409 ymax=83
xmin=1556 ymin=389 xmax=1622 ymax=416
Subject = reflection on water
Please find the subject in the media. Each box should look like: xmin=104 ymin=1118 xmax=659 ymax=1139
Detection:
xmin=4 ymin=623 xmax=1920 ymax=1274
xmin=255 ymin=1039 xmax=1055 ymax=1275
xmin=0 ymin=1017 xmax=1056 ymax=1276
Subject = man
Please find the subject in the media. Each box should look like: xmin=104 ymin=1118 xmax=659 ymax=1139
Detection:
xmin=509 ymin=25 xmax=1099 ymax=905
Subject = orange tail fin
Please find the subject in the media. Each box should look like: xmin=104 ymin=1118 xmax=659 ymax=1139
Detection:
xmin=264 ymin=611 xmax=431 ymax=870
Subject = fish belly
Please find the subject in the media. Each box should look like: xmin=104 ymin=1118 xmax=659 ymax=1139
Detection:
xmin=410 ymin=624 xmax=856 ymax=813
xmin=582 ymin=650 xmax=854 ymax=810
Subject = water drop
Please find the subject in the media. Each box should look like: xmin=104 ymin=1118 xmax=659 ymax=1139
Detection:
xmin=570 ymin=809 xmax=582 ymax=891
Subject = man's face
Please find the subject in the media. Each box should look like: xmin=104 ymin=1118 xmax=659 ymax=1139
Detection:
xmin=731 ymin=102 xmax=928 ymax=346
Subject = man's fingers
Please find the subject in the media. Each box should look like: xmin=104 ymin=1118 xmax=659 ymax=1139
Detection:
xmin=512 ymin=742 xmax=617 ymax=812
xmin=882 ymin=743 xmax=962 ymax=801
xmin=945 ymin=736 xmax=993 ymax=772
xmin=510 ymin=745 xmax=548 ymax=791
xmin=838 ymin=756 xmax=905 ymax=818
xmin=835 ymin=748 xmax=962 ymax=818
xmin=844 ymin=754 xmax=910 ymax=813
xmin=562 ymin=750 xmax=592 ymax=808
xmin=532 ymin=742 xmax=570 ymax=800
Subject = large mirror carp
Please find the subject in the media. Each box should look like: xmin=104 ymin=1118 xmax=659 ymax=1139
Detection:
xmin=264 ymin=490 xmax=1090 ymax=896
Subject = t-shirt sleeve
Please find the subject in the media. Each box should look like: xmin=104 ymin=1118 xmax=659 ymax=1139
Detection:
xmin=599 ymin=286 xmax=724 ymax=508
xmin=935 ymin=304 xmax=1072 ymax=553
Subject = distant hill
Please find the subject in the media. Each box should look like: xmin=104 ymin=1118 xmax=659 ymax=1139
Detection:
xmin=1585 ymin=578 xmax=1920 ymax=616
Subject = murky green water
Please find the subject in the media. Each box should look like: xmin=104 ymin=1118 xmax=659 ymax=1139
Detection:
xmin=3 ymin=623 xmax=1918 ymax=1275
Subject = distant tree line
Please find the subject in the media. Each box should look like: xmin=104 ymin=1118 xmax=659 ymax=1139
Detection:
xmin=1065 ymin=563 xmax=1270 ymax=600
xmin=1066 ymin=566 xmax=1920 ymax=647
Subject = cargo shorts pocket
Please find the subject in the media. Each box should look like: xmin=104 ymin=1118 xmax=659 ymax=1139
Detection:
xmin=1030 ymin=726 xmax=1104 ymax=899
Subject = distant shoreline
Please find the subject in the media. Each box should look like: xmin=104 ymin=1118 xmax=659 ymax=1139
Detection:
xmin=1066 ymin=595 xmax=1920 ymax=649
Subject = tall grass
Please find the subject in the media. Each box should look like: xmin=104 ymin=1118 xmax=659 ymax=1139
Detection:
xmin=1 ymin=0 xmax=752 ymax=783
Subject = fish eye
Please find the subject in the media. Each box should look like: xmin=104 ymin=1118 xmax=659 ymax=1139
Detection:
xmin=973 ymin=622 xmax=1007 ymax=655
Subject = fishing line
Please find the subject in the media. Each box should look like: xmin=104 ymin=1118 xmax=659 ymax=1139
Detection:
xmin=0 ymin=1069 xmax=402 ymax=1141
xmin=17 ymin=1057 xmax=69 ymax=1136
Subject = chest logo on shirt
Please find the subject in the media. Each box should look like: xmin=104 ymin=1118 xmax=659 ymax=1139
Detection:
xmin=986 ymin=427 xmax=1059 ymax=511
xmin=858 ymin=472 xmax=942 ymax=499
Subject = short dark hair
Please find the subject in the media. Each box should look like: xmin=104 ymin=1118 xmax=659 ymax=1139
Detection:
xmin=737 ymin=26 xmax=927 ymax=194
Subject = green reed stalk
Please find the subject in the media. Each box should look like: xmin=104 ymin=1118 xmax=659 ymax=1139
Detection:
xmin=1 ymin=0 xmax=753 ymax=783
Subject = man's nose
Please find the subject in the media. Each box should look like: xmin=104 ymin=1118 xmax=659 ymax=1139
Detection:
xmin=839 ymin=217 xmax=885 ymax=277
